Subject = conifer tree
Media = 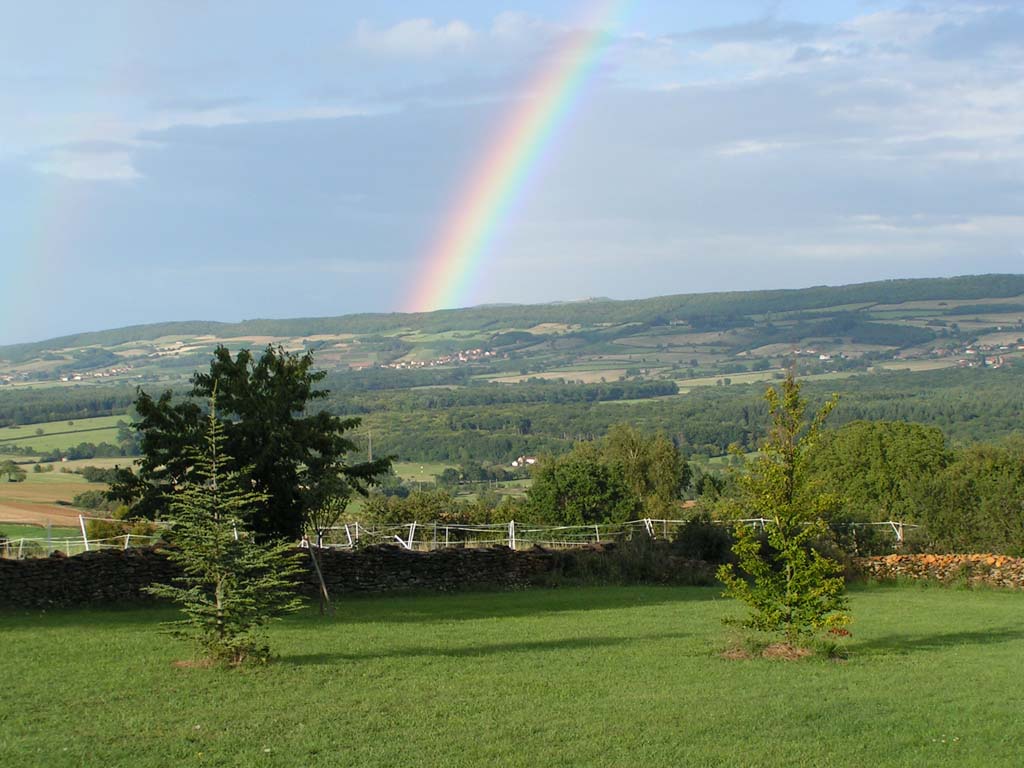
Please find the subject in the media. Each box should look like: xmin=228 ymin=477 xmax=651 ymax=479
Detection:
xmin=147 ymin=402 xmax=304 ymax=664
xmin=717 ymin=369 xmax=849 ymax=643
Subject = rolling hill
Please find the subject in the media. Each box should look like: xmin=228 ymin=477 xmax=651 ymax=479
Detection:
xmin=0 ymin=274 xmax=1022 ymax=391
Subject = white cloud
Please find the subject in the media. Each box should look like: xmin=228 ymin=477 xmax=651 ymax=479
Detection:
xmin=716 ymin=140 xmax=795 ymax=157
xmin=31 ymin=102 xmax=394 ymax=181
xmin=33 ymin=149 xmax=141 ymax=181
xmin=355 ymin=18 xmax=475 ymax=58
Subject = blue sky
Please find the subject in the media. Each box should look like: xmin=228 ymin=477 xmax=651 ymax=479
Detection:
xmin=2 ymin=1 xmax=1022 ymax=344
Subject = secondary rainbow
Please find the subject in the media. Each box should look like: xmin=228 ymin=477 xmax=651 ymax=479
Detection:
xmin=405 ymin=0 xmax=626 ymax=313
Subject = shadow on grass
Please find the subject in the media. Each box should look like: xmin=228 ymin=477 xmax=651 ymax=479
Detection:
xmin=851 ymin=626 xmax=1024 ymax=656
xmin=281 ymin=630 xmax=689 ymax=665
xmin=1 ymin=586 xmax=721 ymax=630
xmin=312 ymin=585 xmax=721 ymax=626
xmin=0 ymin=603 xmax=179 ymax=630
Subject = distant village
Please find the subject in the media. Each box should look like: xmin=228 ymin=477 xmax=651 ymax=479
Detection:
xmin=59 ymin=366 xmax=134 ymax=383
xmin=377 ymin=348 xmax=499 ymax=370
xmin=785 ymin=340 xmax=1024 ymax=371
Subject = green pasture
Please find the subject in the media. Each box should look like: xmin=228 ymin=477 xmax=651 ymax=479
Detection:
xmin=0 ymin=523 xmax=79 ymax=540
xmin=0 ymin=524 xmax=88 ymax=556
xmin=0 ymin=415 xmax=127 ymax=452
xmin=488 ymin=368 xmax=631 ymax=384
xmin=392 ymin=461 xmax=455 ymax=483
xmin=675 ymin=370 xmax=784 ymax=389
xmin=875 ymin=359 xmax=962 ymax=372
xmin=675 ymin=369 xmax=860 ymax=394
xmin=3 ymin=585 xmax=1024 ymax=767
xmin=865 ymin=309 xmax=940 ymax=320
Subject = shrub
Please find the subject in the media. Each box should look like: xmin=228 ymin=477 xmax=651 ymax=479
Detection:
xmin=672 ymin=513 xmax=735 ymax=563
xmin=73 ymin=490 xmax=121 ymax=512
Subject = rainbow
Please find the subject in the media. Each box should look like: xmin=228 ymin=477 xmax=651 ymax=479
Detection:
xmin=405 ymin=1 xmax=626 ymax=313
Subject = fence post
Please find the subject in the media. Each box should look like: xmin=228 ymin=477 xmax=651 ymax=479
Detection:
xmin=308 ymin=546 xmax=333 ymax=616
xmin=509 ymin=520 xmax=516 ymax=551
xmin=18 ymin=538 xmax=24 ymax=559
xmin=344 ymin=524 xmax=353 ymax=548
xmin=595 ymin=525 xmax=601 ymax=543
xmin=79 ymin=515 xmax=90 ymax=552
xmin=124 ymin=534 xmax=131 ymax=550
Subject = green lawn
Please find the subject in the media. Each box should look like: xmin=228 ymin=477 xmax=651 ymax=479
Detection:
xmin=3 ymin=585 xmax=1023 ymax=767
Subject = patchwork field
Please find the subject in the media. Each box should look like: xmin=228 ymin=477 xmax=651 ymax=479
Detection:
xmin=3 ymin=585 xmax=1023 ymax=767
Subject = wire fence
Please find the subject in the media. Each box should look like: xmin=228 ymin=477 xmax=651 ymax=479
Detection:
xmin=0 ymin=514 xmax=171 ymax=559
xmin=309 ymin=518 xmax=919 ymax=553
xmin=1 ymin=514 xmax=919 ymax=559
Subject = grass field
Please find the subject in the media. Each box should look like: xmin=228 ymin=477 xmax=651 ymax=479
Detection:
xmin=0 ymin=415 xmax=127 ymax=452
xmin=3 ymin=584 xmax=1023 ymax=767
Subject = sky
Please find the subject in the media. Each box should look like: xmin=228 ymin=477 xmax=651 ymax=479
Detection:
xmin=2 ymin=1 xmax=1022 ymax=344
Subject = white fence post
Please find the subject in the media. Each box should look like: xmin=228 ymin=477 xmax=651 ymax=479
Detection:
xmin=509 ymin=520 xmax=516 ymax=551
xmin=395 ymin=522 xmax=416 ymax=550
xmin=79 ymin=515 xmax=90 ymax=552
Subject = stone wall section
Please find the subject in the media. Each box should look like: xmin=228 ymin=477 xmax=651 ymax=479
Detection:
xmin=854 ymin=554 xmax=1024 ymax=588
xmin=9 ymin=548 xmax=1014 ymax=610
xmin=1 ymin=544 xmax=719 ymax=609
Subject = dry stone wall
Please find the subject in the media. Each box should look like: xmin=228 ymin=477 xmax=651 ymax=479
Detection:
xmin=855 ymin=554 xmax=1024 ymax=589
xmin=0 ymin=543 xmax=715 ymax=609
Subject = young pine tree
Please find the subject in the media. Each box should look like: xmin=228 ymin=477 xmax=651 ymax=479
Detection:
xmin=147 ymin=404 xmax=305 ymax=664
xmin=717 ymin=369 xmax=849 ymax=644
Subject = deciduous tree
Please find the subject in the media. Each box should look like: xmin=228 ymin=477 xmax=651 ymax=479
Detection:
xmin=0 ymin=459 xmax=26 ymax=483
xmin=110 ymin=345 xmax=390 ymax=539
xmin=526 ymin=443 xmax=638 ymax=525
